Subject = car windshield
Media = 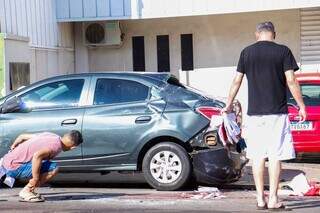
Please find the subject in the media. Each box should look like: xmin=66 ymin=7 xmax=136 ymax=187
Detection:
xmin=287 ymin=84 xmax=320 ymax=106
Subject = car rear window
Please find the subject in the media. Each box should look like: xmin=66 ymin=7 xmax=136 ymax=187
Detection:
xmin=287 ymin=84 xmax=320 ymax=106
xmin=93 ymin=78 xmax=150 ymax=105
xmin=167 ymin=76 xmax=209 ymax=99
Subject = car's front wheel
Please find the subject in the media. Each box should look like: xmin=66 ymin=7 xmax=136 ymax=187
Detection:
xmin=142 ymin=142 xmax=191 ymax=191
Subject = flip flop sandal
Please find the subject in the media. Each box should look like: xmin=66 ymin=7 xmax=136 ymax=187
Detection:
xmin=19 ymin=194 xmax=45 ymax=203
xmin=256 ymin=203 xmax=268 ymax=210
xmin=268 ymin=204 xmax=292 ymax=212
xmin=31 ymin=191 xmax=42 ymax=198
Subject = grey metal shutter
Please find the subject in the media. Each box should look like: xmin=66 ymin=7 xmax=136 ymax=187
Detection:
xmin=301 ymin=8 xmax=320 ymax=65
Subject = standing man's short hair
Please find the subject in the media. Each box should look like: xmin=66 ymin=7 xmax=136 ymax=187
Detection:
xmin=256 ymin=21 xmax=275 ymax=33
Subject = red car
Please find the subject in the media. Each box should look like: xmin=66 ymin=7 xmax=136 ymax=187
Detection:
xmin=288 ymin=72 xmax=320 ymax=159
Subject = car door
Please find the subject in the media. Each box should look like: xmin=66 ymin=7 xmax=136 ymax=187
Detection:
xmin=0 ymin=77 xmax=90 ymax=169
xmin=82 ymin=76 xmax=166 ymax=170
xmin=288 ymin=82 xmax=320 ymax=153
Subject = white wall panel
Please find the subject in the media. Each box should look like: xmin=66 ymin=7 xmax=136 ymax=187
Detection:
xmin=97 ymin=0 xmax=110 ymax=17
xmin=0 ymin=0 xmax=7 ymax=32
xmin=16 ymin=0 xmax=23 ymax=36
xmin=56 ymin=0 xmax=320 ymax=22
xmin=56 ymin=0 xmax=69 ymax=19
xmin=70 ymin=0 xmax=83 ymax=18
xmin=0 ymin=0 xmax=74 ymax=48
xmin=124 ymin=0 xmax=131 ymax=16
xmin=301 ymin=8 xmax=320 ymax=65
xmin=5 ymin=0 xmax=13 ymax=34
xmin=83 ymin=0 xmax=97 ymax=18
xmin=21 ymin=0 xmax=28 ymax=37
xmin=44 ymin=0 xmax=51 ymax=46
xmin=39 ymin=0 xmax=46 ymax=46
xmin=10 ymin=0 xmax=18 ymax=34
xmin=110 ymin=0 xmax=124 ymax=17
xmin=30 ymin=0 xmax=38 ymax=44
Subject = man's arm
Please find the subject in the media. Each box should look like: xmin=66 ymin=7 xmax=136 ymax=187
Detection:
xmin=222 ymin=72 xmax=244 ymax=113
xmin=10 ymin=133 xmax=35 ymax=150
xmin=28 ymin=148 xmax=51 ymax=190
xmin=285 ymin=70 xmax=307 ymax=122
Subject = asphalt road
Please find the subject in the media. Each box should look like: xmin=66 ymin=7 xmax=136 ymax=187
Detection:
xmin=1 ymin=162 xmax=320 ymax=213
xmin=1 ymin=185 xmax=320 ymax=213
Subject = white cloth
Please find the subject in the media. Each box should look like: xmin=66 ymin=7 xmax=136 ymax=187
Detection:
xmin=245 ymin=114 xmax=296 ymax=161
xmin=0 ymin=158 xmax=15 ymax=188
xmin=223 ymin=113 xmax=241 ymax=144
xmin=287 ymin=173 xmax=311 ymax=196
xmin=0 ymin=158 xmax=5 ymax=178
xmin=210 ymin=115 xmax=223 ymax=130
xmin=210 ymin=113 xmax=241 ymax=146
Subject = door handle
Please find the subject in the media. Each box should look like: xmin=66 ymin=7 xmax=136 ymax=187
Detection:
xmin=61 ymin=119 xmax=77 ymax=126
xmin=135 ymin=116 xmax=152 ymax=124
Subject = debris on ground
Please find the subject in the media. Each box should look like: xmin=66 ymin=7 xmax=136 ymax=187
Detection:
xmin=180 ymin=187 xmax=226 ymax=200
xmin=279 ymin=173 xmax=320 ymax=196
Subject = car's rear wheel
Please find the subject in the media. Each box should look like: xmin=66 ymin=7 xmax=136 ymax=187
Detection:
xmin=142 ymin=142 xmax=191 ymax=191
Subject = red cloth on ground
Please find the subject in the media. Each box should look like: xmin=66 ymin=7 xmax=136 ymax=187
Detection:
xmin=304 ymin=182 xmax=320 ymax=196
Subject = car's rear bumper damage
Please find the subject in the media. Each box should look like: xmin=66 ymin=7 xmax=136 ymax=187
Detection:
xmin=192 ymin=148 xmax=248 ymax=184
xmin=189 ymin=127 xmax=248 ymax=185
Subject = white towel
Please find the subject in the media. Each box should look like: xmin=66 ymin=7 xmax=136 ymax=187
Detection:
xmin=210 ymin=113 xmax=241 ymax=146
xmin=223 ymin=113 xmax=241 ymax=144
xmin=0 ymin=158 xmax=15 ymax=188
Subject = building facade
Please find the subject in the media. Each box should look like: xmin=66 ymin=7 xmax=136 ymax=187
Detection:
xmin=0 ymin=0 xmax=74 ymax=96
xmin=1 ymin=0 xmax=320 ymax=110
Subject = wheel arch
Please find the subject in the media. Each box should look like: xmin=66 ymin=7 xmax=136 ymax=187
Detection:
xmin=136 ymin=136 xmax=193 ymax=171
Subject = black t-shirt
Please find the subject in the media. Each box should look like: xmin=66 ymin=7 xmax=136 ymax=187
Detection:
xmin=237 ymin=41 xmax=299 ymax=115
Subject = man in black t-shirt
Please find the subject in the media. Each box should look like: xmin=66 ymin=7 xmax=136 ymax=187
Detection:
xmin=222 ymin=22 xmax=306 ymax=210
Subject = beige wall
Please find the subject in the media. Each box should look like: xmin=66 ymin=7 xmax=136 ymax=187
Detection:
xmin=4 ymin=35 xmax=30 ymax=94
xmin=29 ymin=48 xmax=74 ymax=82
xmin=76 ymin=9 xmax=300 ymax=117
xmin=83 ymin=9 xmax=300 ymax=74
xmin=3 ymin=22 xmax=75 ymax=95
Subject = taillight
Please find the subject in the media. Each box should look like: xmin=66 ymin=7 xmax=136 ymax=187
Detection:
xmin=196 ymin=107 xmax=221 ymax=120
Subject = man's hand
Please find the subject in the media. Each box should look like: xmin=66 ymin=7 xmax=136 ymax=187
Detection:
xmin=10 ymin=133 xmax=35 ymax=150
xmin=298 ymin=107 xmax=307 ymax=123
xmin=221 ymin=104 xmax=233 ymax=114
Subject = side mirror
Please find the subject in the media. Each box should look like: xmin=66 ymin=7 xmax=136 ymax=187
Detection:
xmin=1 ymin=97 xmax=29 ymax=114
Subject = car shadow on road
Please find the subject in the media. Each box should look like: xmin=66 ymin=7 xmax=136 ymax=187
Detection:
xmin=41 ymin=192 xmax=127 ymax=201
xmin=50 ymin=182 xmax=153 ymax=189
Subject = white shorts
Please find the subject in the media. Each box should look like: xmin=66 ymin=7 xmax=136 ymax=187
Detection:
xmin=244 ymin=114 xmax=296 ymax=161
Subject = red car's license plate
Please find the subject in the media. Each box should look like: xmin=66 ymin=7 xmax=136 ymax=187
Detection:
xmin=290 ymin=121 xmax=313 ymax=131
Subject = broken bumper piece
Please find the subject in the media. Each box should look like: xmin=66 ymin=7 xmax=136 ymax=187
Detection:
xmin=192 ymin=148 xmax=248 ymax=185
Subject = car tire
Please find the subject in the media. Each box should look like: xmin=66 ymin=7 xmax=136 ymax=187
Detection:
xmin=142 ymin=142 xmax=191 ymax=191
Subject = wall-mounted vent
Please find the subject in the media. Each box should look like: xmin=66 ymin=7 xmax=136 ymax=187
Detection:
xmin=83 ymin=21 xmax=123 ymax=47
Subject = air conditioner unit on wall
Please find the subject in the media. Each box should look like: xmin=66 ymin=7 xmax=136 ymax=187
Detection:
xmin=83 ymin=21 xmax=123 ymax=47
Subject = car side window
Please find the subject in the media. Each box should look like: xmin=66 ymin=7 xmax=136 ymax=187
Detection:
xmin=288 ymin=84 xmax=320 ymax=106
xmin=20 ymin=79 xmax=85 ymax=109
xmin=93 ymin=78 xmax=149 ymax=105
